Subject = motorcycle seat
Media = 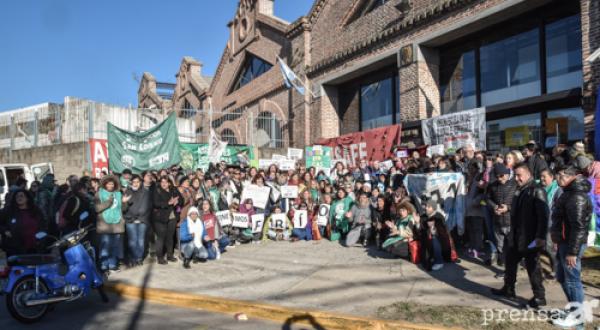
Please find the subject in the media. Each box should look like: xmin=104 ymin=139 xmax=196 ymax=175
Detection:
xmin=8 ymin=254 xmax=61 ymax=266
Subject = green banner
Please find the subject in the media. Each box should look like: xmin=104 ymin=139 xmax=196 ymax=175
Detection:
xmin=108 ymin=113 xmax=182 ymax=173
xmin=305 ymin=145 xmax=332 ymax=170
xmin=179 ymin=143 xmax=256 ymax=171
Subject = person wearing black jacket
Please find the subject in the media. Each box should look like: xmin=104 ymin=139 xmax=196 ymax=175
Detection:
xmin=371 ymin=195 xmax=390 ymax=249
xmin=152 ymin=176 xmax=182 ymax=265
xmin=491 ymin=163 xmax=549 ymax=309
xmin=523 ymin=143 xmax=548 ymax=181
xmin=550 ymin=166 xmax=592 ymax=328
xmin=485 ymin=164 xmax=517 ymax=267
xmin=123 ymin=175 xmax=151 ymax=267
xmin=59 ymin=182 xmax=94 ymax=236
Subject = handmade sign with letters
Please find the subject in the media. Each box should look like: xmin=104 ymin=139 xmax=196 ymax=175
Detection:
xmin=293 ymin=210 xmax=308 ymax=229
xmin=216 ymin=210 xmax=231 ymax=226
xmin=240 ymin=185 xmax=271 ymax=209
xmin=316 ymin=204 xmax=330 ymax=226
xmin=280 ymin=185 xmax=299 ymax=199
xmin=232 ymin=213 xmax=249 ymax=228
xmin=251 ymin=214 xmax=265 ymax=233
xmin=270 ymin=213 xmax=287 ymax=229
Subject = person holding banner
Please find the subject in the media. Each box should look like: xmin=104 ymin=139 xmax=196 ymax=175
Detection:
xmin=179 ymin=207 xmax=209 ymax=269
xmin=238 ymin=199 xmax=258 ymax=243
xmin=152 ymin=176 xmax=183 ymax=265
xmin=419 ymin=201 xmax=456 ymax=271
xmin=261 ymin=205 xmax=293 ymax=241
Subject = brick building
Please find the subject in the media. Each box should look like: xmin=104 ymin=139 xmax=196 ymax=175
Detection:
xmin=138 ymin=0 xmax=600 ymax=154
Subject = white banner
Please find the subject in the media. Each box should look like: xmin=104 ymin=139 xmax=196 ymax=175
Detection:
xmin=272 ymin=154 xmax=287 ymax=160
xmin=404 ymin=173 xmax=466 ymax=235
xmin=278 ymin=159 xmax=296 ymax=171
xmin=232 ymin=213 xmax=249 ymax=228
xmin=251 ymin=214 xmax=265 ymax=233
xmin=287 ymin=148 xmax=303 ymax=160
xmin=280 ymin=185 xmax=299 ymax=199
xmin=240 ymin=185 xmax=271 ymax=209
xmin=208 ymin=129 xmax=228 ymax=163
xmin=421 ymin=107 xmax=486 ymax=153
xmin=216 ymin=210 xmax=231 ymax=226
xmin=293 ymin=210 xmax=308 ymax=229
xmin=316 ymin=204 xmax=330 ymax=226
xmin=258 ymin=159 xmax=276 ymax=169
xmin=270 ymin=213 xmax=288 ymax=229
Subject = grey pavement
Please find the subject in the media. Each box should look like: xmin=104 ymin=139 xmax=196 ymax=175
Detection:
xmin=0 ymin=292 xmax=310 ymax=330
xmin=109 ymin=240 xmax=600 ymax=317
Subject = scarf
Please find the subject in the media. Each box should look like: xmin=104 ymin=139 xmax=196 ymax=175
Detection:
xmin=545 ymin=180 xmax=559 ymax=207
xmin=99 ymin=188 xmax=122 ymax=224
xmin=187 ymin=218 xmax=204 ymax=248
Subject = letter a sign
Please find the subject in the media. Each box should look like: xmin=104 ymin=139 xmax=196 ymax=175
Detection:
xmin=89 ymin=138 xmax=109 ymax=178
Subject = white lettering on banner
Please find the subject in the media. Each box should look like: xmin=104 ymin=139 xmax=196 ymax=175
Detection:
xmin=270 ymin=213 xmax=287 ymax=229
xmin=93 ymin=141 xmax=107 ymax=163
xmin=216 ymin=210 xmax=231 ymax=226
xmin=333 ymin=142 xmax=367 ymax=168
xmin=251 ymin=214 xmax=265 ymax=233
xmin=293 ymin=210 xmax=308 ymax=229
xmin=232 ymin=213 xmax=249 ymax=228
xmin=280 ymin=185 xmax=299 ymax=199
xmin=240 ymin=185 xmax=271 ymax=209
xmin=149 ymin=153 xmax=170 ymax=167
xmin=317 ymin=204 xmax=330 ymax=226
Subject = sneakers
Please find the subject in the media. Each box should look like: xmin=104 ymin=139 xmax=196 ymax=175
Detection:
xmin=552 ymin=309 xmax=584 ymax=328
xmin=490 ymin=286 xmax=516 ymax=299
xmin=431 ymin=263 xmax=444 ymax=271
xmin=183 ymin=259 xmax=191 ymax=269
xmin=215 ymin=249 xmax=221 ymax=260
xmin=157 ymin=257 xmax=167 ymax=265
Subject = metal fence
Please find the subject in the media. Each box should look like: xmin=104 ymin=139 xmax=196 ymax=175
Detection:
xmin=0 ymin=97 xmax=289 ymax=151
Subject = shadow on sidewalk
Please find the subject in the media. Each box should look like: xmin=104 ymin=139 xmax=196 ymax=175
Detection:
xmin=281 ymin=314 xmax=326 ymax=330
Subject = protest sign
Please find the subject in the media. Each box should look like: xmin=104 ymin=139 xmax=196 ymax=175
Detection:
xmin=251 ymin=214 xmax=265 ymax=233
xmin=404 ymin=173 xmax=466 ymax=235
xmin=421 ymin=108 xmax=486 ymax=153
xmin=396 ymin=150 xmax=408 ymax=158
xmin=287 ymin=148 xmax=303 ymax=160
xmin=108 ymin=113 xmax=181 ymax=173
xmin=305 ymin=145 xmax=332 ymax=175
xmin=278 ymin=159 xmax=296 ymax=171
xmin=216 ymin=210 xmax=231 ymax=226
xmin=89 ymin=138 xmax=108 ymax=178
xmin=258 ymin=159 xmax=276 ymax=169
xmin=240 ymin=185 xmax=271 ymax=209
xmin=293 ymin=210 xmax=308 ymax=229
xmin=208 ymin=129 xmax=228 ymax=164
xmin=381 ymin=160 xmax=394 ymax=171
xmin=272 ymin=154 xmax=287 ymax=160
xmin=270 ymin=213 xmax=287 ymax=229
xmin=427 ymin=144 xmax=445 ymax=157
xmin=232 ymin=213 xmax=249 ymax=228
xmin=316 ymin=125 xmax=401 ymax=168
xmin=280 ymin=185 xmax=299 ymax=199
xmin=316 ymin=204 xmax=330 ymax=226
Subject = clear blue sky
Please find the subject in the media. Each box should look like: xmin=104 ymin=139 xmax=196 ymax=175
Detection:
xmin=0 ymin=0 xmax=314 ymax=111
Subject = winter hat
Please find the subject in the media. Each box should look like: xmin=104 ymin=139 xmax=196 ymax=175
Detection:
xmin=187 ymin=206 xmax=200 ymax=217
xmin=493 ymin=163 xmax=510 ymax=176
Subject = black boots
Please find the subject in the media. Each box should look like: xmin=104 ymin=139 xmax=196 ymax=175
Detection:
xmin=157 ymin=257 xmax=167 ymax=265
xmin=490 ymin=286 xmax=516 ymax=299
xmin=183 ymin=258 xmax=191 ymax=269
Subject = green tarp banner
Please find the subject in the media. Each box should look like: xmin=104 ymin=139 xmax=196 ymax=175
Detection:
xmin=179 ymin=143 xmax=256 ymax=171
xmin=108 ymin=113 xmax=182 ymax=173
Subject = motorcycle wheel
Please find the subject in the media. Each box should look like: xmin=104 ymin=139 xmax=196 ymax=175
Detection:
xmin=6 ymin=276 xmax=50 ymax=324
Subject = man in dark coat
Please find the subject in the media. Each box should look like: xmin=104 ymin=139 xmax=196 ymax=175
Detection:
xmin=523 ymin=142 xmax=548 ymax=181
xmin=485 ymin=163 xmax=517 ymax=267
xmin=550 ymin=166 xmax=592 ymax=328
xmin=123 ymin=175 xmax=152 ymax=266
xmin=491 ymin=163 xmax=549 ymax=309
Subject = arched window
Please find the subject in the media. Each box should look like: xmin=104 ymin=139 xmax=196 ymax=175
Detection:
xmin=256 ymin=112 xmax=283 ymax=148
xmin=221 ymin=128 xmax=238 ymax=145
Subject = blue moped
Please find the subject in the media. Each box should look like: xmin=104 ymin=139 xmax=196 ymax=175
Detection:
xmin=0 ymin=224 xmax=108 ymax=323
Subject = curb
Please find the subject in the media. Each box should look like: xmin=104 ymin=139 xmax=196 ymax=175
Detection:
xmin=104 ymin=282 xmax=459 ymax=330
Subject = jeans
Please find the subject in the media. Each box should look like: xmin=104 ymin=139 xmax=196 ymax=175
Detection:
xmin=180 ymin=241 xmax=208 ymax=260
xmin=126 ymin=223 xmax=147 ymax=262
xmin=555 ymin=243 xmax=586 ymax=303
xmin=292 ymin=228 xmax=310 ymax=240
xmin=431 ymin=236 xmax=444 ymax=265
xmin=206 ymin=236 xmax=230 ymax=260
xmin=99 ymin=233 xmax=123 ymax=271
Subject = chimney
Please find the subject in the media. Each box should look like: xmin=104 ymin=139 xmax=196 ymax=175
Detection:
xmin=257 ymin=0 xmax=274 ymax=16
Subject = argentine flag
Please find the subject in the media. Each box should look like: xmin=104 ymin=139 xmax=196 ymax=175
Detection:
xmin=278 ymin=56 xmax=305 ymax=95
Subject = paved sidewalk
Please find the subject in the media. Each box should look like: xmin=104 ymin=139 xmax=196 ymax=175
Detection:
xmin=109 ymin=240 xmax=600 ymax=317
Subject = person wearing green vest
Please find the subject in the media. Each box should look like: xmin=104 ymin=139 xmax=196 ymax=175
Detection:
xmin=94 ymin=176 xmax=129 ymax=273
xmin=329 ymin=188 xmax=353 ymax=241
xmin=382 ymin=201 xmax=418 ymax=258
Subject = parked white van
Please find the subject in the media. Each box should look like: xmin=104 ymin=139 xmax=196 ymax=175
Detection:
xmin=0 ymin=163 xmax=53 ymax=207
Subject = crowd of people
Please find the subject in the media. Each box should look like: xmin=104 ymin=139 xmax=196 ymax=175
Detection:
xmin=0 ymin=140 xmax=596 ymax=327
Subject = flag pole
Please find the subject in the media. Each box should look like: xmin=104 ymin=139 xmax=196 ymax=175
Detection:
xmin=276 ymin=54 xmax=317 ymax=99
